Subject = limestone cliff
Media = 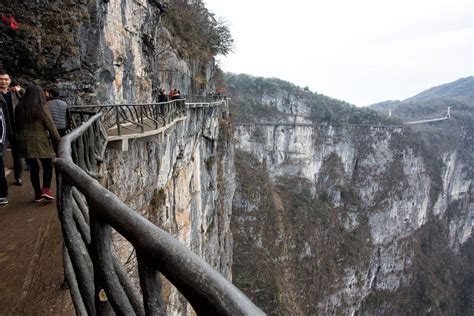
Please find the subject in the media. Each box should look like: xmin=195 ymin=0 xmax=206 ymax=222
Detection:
xmin=0 ymin=1 xmax=235 ymax=314
xmin=0 ymin=0 xmax=220 ymax=103
xmin=228 ymin=73 xmax=473 ymax=315
xmin=104 ymin=104 xmax=234 ymax=314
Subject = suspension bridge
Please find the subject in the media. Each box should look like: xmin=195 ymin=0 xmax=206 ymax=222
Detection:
xmin=404 ymin=107 xmax=451 ymax=125
xmin=234 ymin=107 xmax=452 ymax=129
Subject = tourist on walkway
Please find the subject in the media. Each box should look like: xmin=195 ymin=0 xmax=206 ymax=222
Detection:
xmin=158 ymin=88 xmax=168 ymax=102
xmin=0 ymin=69 xmax=23 ymax=186
xmin=0 ymin=99 xmax=8 ymax=205
xmin=10 ymin=81 xmax=25 ymax=98
xmin=171 ymin=89 xmax=181 ymax=100
xmin=15 ymin=85 xmax=60 ymax=202
xmin=46 ymin=88 xmax=71 ymax=137
xmin=169 ymin=88 xmax=176 ymax=100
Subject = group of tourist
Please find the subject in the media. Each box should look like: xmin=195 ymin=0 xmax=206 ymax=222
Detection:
xmin=0 ymin=69 xmax=70 ymax=205
xmin=158 ymin=88 xmax=182 ymax=102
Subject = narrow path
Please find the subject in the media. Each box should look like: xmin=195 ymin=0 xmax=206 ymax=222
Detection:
xmin=0 ymin=153 xmax=73 ymax=314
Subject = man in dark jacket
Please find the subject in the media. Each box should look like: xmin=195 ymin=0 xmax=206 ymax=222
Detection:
xmin=0 ymin=69 xmax=23 ymax=185
xmin=0 ymin=95 xmax=8 ymax=204
xmin=158 ymin=88 xmax=169 ymax=102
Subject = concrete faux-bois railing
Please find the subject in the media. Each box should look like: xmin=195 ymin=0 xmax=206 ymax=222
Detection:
xmin=55 ymin=99 xmax=264 ymax=315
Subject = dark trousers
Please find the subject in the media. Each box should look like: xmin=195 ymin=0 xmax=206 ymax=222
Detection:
xmin=26 ymin=158 xmax=53 ymax=194
xmin=9 ymin=139 xmax=23 ymax=181
xmin=0 ymin=156 xmax=7 ymax=198
xmin=58 ymin=129 xmax=67 ymax=137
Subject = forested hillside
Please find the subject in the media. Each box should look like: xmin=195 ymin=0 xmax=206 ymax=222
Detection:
xmin=226 ymin=73 xmax=395 ymax=125
xmin=228 ymin=73 xmax=473 ymax=315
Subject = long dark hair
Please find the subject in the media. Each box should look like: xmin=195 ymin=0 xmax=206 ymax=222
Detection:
xmin=16 ymin=84 xmax=47 ymax=124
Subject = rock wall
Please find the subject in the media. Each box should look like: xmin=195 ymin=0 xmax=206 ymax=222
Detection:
xmin=104 ymin=105 xmax=234 ymax=314
xmin=229 ymin=75 xmax=473 ymax=315
xmin=0 ymin=0 xmax=217 ymax=104
xmin=0 ymin=1 xmax=233 ymax=314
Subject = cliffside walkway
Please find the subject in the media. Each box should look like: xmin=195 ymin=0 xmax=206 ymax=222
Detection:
xmin=1 ymin=97 xmax=264 ymax=315
xmin=71 ymin=98 xmax=228 ymax=151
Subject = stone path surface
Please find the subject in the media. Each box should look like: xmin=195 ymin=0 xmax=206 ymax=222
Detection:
xmin=0 ymin=153 xmax=74 ymax=315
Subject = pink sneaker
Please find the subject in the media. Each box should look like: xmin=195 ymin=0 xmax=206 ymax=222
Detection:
xmin=41 ymin=188 xmax=54 ymax=200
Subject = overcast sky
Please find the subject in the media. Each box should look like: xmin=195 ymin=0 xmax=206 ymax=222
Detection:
xmin=204 ymin=0 xmax=473 ymax=106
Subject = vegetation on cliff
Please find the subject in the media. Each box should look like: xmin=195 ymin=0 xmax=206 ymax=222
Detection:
xmin=164 ymin=0 xmax=233 ymax=61
xmin=230 ymin=75 xmax=473 ymax=314
xmin=232 ymin=150 xmax=373 ymax=314
xmin=370 ymin=77 xmax=474 ymax=180
xmin=224 ymin=73 xmax=396 ymax=125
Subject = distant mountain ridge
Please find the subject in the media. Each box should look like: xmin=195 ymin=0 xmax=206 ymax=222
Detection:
xmin=369 ymin=76 xmax=473 ymax=123
xmin=404 ymin=76 xmax=473 ymax=104
xmin=228 ymin=73 xmax=474 ymax=314
xmin=370 ymin=76 xmax=473 ymax=111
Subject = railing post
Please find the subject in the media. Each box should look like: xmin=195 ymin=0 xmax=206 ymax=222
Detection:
xmin=115 ymin=104 xmax=121 ymax=136
xmin=137 ymin=252 xmax=165 ymax=315
xmin=171 ymin=100 xmax=175 ymax=122
xmin=90 ymin=213 xmax=144 ymax=315
xmin=57 ymin=179 xmax=96 ymax=315
xmin=140 ymin=105 xmax=144 ymax=133
xmin=154 ymin=104 xmax=158 ymax=129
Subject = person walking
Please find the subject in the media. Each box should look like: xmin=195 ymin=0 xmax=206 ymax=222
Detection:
xmin=170 ymin=88 xmax=180 ymax=100
xmin=0 ymin=98 xmax=8 ymax=205
xmin=158 ymin=88 xmax=168 ymax=103
xmin=15 ymin=85 xmax=60 ymax=202
xmin=169 ymin=88 xmax=176 ymax=100
xmin=0 ymin=69 xmax=23 ymax=186
xmin=46 ymin=88 xmax=71 ymax=137
xmin=10 ymin=81 xmax=25 ymax=97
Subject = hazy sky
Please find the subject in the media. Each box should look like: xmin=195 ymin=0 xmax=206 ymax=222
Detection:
xmin=204 ymin=0 xmax=473 ymax=106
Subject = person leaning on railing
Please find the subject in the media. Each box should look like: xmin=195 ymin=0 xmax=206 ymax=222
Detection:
xmin=14 ymin=84 xmax=60 ymax=202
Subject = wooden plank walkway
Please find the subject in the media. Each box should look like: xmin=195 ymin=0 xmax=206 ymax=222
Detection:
xmin=0 ymin=152 xmax=74 ymax=314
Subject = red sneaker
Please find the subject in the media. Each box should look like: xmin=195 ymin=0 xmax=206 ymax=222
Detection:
xmin=41 ymin=188 xmax=54 ymax=200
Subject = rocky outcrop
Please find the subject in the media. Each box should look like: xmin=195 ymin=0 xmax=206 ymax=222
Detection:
xmin=104 ymin=104 xmax=234 ymax=314
xmin=229 ymin=74 xmax=473 ymax=315
xmin=1 ymin=1 xmax=234 ymax=314
xmin=0 ymin=0 xmax=217 ymax=104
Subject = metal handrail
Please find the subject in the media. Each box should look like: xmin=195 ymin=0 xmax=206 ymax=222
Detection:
xmin=55 ymin=110 xmax=264 ymax=315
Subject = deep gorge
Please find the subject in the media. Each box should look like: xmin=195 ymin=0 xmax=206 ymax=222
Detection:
xmin=0 ymin=1 xmax=472 ymax=315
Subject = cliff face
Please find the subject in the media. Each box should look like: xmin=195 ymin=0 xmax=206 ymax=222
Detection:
xmin=1 ymin=1 xmax=235 ymax=314
xmin=0 ymin=0 xmax=217 ymax=103
xmin=104 ymin=105 xmax=234 ymax=314
xmin=228 ymin=74 xmax=473 ymax=315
